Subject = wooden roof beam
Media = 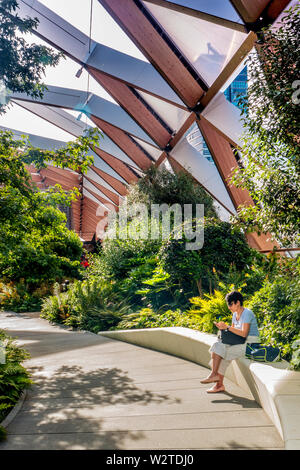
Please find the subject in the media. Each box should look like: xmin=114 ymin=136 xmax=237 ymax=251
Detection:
xmin=87 ymin=68 xmax=173 ymax=148
xmin=90 ymin=116 xmax=154 ymax=171
xmin=144 ymin=0 xmax=247 ymax=32
xmin=98 ymin=0 xmax=207 ymax=108
xmin=230 ymin=0 xmax=291 ymax=29
xmin=84 ymin=175 xmax=122 ymax=206
xmin=198 ymin=118 xmax=278 ymax=251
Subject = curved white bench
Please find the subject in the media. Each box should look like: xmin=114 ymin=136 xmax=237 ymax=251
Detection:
xmin=99 ymin=326 xmax=300 ymax=450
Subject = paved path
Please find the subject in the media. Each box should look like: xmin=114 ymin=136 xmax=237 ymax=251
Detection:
xmin=0 ymin=311 xmax=284 ymax=450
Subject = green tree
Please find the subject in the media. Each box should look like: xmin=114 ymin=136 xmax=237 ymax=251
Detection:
xmin=126 ymin=164 xmax=218 ymax=219
xmin=159 ymin=218 xmax=253 ymax=297
xmin=0 ymin=129 xmax=100 ymax=284
xmin=232 ymin=5 xmax=300 ymax=247
xmin=0 ymin=0 xmax=62 ymax=113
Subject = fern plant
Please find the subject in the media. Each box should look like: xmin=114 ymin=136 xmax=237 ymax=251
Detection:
xmin=0 ymin=330 xmax=32 ymax=439
xmin=41 ymin=278 xmax=131 ymax=332
xmin=188 ymin=288 xmax=232 ymax=334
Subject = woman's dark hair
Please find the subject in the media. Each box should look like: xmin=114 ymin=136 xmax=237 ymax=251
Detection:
xmin=225 ymin=291 xmax=243 ymax=306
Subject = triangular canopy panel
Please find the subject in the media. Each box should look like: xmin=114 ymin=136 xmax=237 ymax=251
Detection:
xmin=0 ymin=0 xmax=290 ymax=249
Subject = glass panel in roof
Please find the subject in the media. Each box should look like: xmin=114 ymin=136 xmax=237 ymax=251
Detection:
xmin=202 ymin=92 xmax=243 ymax=147
xmin=163 ymin=0 xmax=243 ymax=23
xmin=130 ymin=137 xmax=163 ymax=161
xmin=143 ymin=1 xmax=247 ymax=86
xmin=22 ymin=32 xmax=118 ymax=104
xmin=137 ymin=91 xmax=190 ymax=133
xmin=0 ymin=103 xmax=76 ymax=142
xmin=38 ymin=0 xmax=148 ymax=61
xmin=170 ymin=123 xmax=236 ymax=213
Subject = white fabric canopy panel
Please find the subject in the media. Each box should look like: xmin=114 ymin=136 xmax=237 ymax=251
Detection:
xmin=86 ymin=168 xmax=124 ymax=199
xmin=10 ymin=101 xmax=135 ymax=182
xmin=201 ymin=92 xmax=244 ymax=146
xmin=16 ymin=0 xmax=184 ymax=107
xmin=11 ymin=85 xmax=158 ymax=146
xmin=0 ymin=125 xmax=129 ymax=196
xmin=83 ymin=188 xmax=111 ymax=209
xmin=130 ymin=136 xmax=164 ymax=161
xmin=169 ymin=132 xmax=236 ymax=214
xmin=160 ymin=0 xmax=243 ymax=23
xmin=143 ymin=0 xmax=247 ymax=86
xmin=137 ymin=90 xmax=190 ymax=133
xmin=0 ymin=125 xmax=70 ymax=152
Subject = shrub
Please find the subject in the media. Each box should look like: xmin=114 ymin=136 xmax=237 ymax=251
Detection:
xmin=249 ymin=274 xmax=300 ymax=361
xmin=40 ymin=282 xmax=70 ymax=323
xmin=159 ymin=218 xmax=253 ymax=296
xmin=0 ymin=330 xmax=32 ymax=440
xmin=290 ymin=335 xmax=300 ymax=371
xmin=115 ymin=307 xmax=203 ymax=330
xmin=41 ymin=279 xmax=132 ymax=333
xmin=126 ymin=164 xmax=217 ymax=218
xmin=99 ymin=237 xmax=160 ymax=280
xmin=187 ymin=287 xmax=232 ymax=334
xmin=0 ymin=280 xmax=54 ymax=313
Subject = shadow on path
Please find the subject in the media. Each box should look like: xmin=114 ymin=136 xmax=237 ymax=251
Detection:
xmin=210 ymin=391 xmax=260 ymax=409
xmin=3 ymin=365 xmax=180 ymax=450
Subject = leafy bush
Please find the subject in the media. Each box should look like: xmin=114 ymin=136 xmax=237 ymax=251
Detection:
xmin=249 ymin=274 xmax=300 ymax=361
xmin=0 ymin=130 xmax=95 ymax=287
xmin=1 ymin=210 xmax=83 ymax=284
xmin=115 ymin=307 xmax=203 ymax=330
xmin=99 ymin=237 xmax=160 ymax=280
xmin=187 ymin=287 xmax=232 ymax=334
xmin=41 ymin=279 xmax=132 ymax=333
xmin=0 ymin=329 xmax=32 ymax=440
xmin=290 ymin=335 xmax=300 ymax=371
xmin=0 ymin=280 xmax=54 ymax=313
xmin=159 ymin=218 xmax=253 ymax=296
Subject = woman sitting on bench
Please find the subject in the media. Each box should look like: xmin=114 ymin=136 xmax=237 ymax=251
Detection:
xmin=200 ymin=291 xmax=260 ymax=393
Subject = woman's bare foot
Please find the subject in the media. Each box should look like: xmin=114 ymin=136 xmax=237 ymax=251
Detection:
xmin=200 ymin=374 xmax=220 ymax=384
xmin=206 ymin=384 xmax=225 ymax=393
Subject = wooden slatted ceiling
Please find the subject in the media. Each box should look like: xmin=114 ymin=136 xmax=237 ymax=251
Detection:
xmin=90 ymin=165 xmax=127 ymax=196
xmin=40 ymin=167 xmax=80 ymax=185
xmin=84 ymin=186 xmax=118 ymax=211
xmin=90 ymin=115 xmax=154 ymax=170
xmin=71 ymin=200 xmax=81 ymax=233
xmin=39 ymin=174 xmax=78 ymax=190
xmin=84 ymin=175 xmax=121 ymax=206
xmin=93 ymin=146 xmax=139 ymax=184
xmin=82 ymin=196 xmax=104 ymax=236
xmin=98 ymin=0 xmax=206 ymax=108
xmin=87 ymin=68 xmax=172 ymax=148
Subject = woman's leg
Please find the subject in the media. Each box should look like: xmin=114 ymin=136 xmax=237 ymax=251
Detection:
xmin=206 ymin=359 xmax=230 ymax=393
xmin=200 ymin=352 xmax=223 ymax=383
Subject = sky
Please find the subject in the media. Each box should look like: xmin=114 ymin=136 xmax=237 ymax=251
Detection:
xmin=0 ymin=0 xmax=147 ymax=142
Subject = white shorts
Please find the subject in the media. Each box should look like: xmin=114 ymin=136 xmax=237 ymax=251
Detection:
xmin=209 ymin=335 xmax=260 ymax=375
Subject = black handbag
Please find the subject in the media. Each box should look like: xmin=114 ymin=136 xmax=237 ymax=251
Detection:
xmin=220 ymin=329 xmax=246 ymax=345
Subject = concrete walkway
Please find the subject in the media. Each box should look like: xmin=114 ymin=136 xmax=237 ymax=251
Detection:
xmin=0 ymin=311 xmax=284 ymax=450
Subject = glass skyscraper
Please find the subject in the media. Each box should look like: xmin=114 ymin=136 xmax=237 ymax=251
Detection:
xmin=224 ymin=66 xmax=248 ymax=109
